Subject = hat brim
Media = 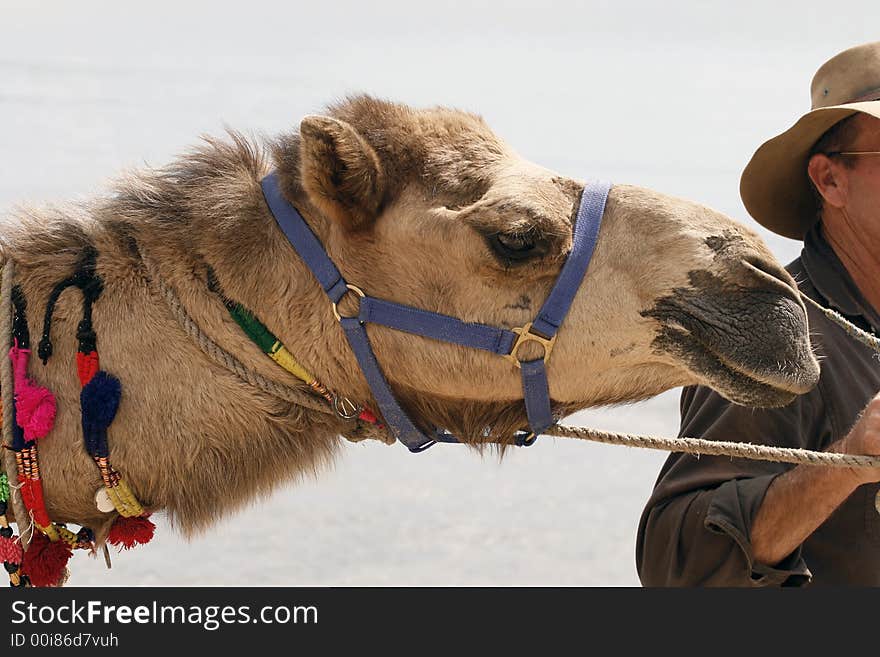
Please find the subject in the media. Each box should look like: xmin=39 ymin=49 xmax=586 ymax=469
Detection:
xmin=740 ymin=100 xmax=880 ymax=240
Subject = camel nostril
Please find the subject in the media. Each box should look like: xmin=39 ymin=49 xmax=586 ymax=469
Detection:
xmin=741 ymin=256 xmax=800 ymax=300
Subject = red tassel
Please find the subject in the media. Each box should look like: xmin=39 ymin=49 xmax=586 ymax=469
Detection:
xmin=20 ymin=532 xmax=72 ymax=587
xmin=0 ymin=535 xmax=22 ymax=564
xmin=76 ymin=351 xmax=100 ymax=387
xmin=107 ymin=515 xmax=155 ymax=550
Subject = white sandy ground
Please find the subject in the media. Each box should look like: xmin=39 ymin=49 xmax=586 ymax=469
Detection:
xmin=1 ymin=0 xmax=878 ymax=585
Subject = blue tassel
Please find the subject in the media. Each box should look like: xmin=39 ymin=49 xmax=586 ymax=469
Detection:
xmin=81 ymin=371 xmax=121 ymax=458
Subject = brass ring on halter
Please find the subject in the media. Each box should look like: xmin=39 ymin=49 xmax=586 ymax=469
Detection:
xmin=331 ymin=285 xmax=366 ymax=322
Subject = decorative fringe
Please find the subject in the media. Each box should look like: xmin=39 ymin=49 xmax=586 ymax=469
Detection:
xmin=45 ymin=262 xmax=154 ymax=542
xmin=20 ymin=531 xmax=72 ymax=587
xmin=5 ymin=250 xmax=153 ymax=588
xmin=107 ymin=515 xmax=155 ymax=550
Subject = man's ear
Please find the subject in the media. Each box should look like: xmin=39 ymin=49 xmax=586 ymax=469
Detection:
xmin=807 ymin=153 xmax=848 ymax=209
xmin=298 ymin=115 xmax=386 ymax=231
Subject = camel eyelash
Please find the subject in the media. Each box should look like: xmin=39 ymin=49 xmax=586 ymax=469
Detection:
xmin=483 ymin=228 xmax=550 ymax=267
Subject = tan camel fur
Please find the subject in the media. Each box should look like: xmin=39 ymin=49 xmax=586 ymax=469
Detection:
xmin=0 ymin=95 xmax=819 ymax=544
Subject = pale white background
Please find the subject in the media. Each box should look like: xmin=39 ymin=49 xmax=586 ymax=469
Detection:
xmin=0 ymin=0 xmax=877 ymax=585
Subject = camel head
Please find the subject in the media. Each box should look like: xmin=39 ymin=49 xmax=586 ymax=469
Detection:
xmin=269 ymin=96 xmax=819 ymax=443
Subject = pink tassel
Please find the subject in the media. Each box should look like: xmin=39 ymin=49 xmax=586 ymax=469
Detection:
xmin=15 ymin=386 xmax=56 ymax=441
xmin=9 ymin=342 xmax=57 ymax=441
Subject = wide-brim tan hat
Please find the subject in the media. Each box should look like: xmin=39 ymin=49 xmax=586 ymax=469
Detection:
xmin=740 ymin=42 xmax=880 ymax=240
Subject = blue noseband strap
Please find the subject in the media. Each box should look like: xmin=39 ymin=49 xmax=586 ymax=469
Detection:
xmin=516 ymin=180 xmax=611 ymax=433
xmin=260 ymin=172 xmax=611 ymax=452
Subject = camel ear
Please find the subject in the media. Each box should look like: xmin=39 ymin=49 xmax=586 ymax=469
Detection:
xmin=298 ymin=115 xmax=386 ymax=231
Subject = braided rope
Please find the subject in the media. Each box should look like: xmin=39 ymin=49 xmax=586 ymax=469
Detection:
xmin=137 ymin=248 xmax=338 ymax=416
xmin=546 ymin=424 xmax=880 ymax=468
xmin=0 ymin=260 xmax=32 ymax=549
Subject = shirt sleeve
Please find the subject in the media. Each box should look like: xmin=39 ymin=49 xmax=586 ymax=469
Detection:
xmin=635 ymin=384 xmax=829 ymax=587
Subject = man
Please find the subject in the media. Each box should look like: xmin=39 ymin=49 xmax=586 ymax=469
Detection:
xmin=637 ymin=42 xmax=880 ymax=586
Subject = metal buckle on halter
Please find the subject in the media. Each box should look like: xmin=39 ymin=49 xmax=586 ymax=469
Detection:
xmin=331 ymin=284 xmax=366 ymax=322
xmin=504 ymin=322 xmax=557 ymax=369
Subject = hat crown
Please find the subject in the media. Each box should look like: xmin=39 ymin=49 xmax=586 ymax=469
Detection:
xmin=811 ymin=41 xmax=880 ymax=109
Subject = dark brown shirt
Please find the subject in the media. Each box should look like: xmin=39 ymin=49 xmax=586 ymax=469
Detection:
xmin=636 ymin=223 xmax=880 ymax=586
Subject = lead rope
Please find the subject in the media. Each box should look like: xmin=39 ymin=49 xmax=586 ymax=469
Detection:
xmin=138 ymin=247 xmax=880 ymax=468
xmin=800 ymin=293 xmax=880 ymax=352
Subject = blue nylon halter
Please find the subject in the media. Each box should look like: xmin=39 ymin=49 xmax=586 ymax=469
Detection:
xmin=261 ymin=172 xmax=611 ymax=452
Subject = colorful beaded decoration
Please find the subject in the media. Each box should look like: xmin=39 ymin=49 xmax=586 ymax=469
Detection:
xmin=206 ymin=268 xmax=381 ymax=426
xmin=0 ymin=265 xmax=26 ymax=586
xmin=39 ymin=250 xmax=155 ymax=551
xmin=8 ymin=285 xmax=89 ymax=587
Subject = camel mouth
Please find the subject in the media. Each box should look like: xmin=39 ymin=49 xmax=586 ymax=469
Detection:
xmin=643 ymin=279 xmax=820 ymax=408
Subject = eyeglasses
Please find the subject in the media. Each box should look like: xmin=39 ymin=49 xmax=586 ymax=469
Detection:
xmin=825 ymin=151 xmax=880 ymax=157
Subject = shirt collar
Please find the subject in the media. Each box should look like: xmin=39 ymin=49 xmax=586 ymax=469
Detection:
xmin=801 ymin=221 xmax=880 ymax=332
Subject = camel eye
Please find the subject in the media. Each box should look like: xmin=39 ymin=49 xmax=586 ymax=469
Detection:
xmin=489 ymin=232 xmax=539 ymax=262
xmin=497 ymin=233 xmax=534 ymax=251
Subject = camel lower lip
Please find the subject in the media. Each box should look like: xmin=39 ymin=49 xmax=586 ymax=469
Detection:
xmin=661 ymin=323 xmax=801 ymax=407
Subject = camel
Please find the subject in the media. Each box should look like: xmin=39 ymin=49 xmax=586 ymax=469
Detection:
xmin=0 ymin=95 xmax=819 ymax=580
